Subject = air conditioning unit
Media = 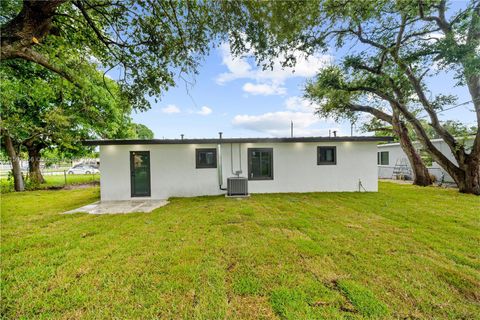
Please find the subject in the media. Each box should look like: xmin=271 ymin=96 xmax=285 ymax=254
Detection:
xmin=227 ymin=177 xmax=248 ymax=196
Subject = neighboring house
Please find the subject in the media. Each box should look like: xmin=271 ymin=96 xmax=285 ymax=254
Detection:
xmin=377 ymin=137 xmax=474 ymax=183
xmin=84 ymin=136 xmax=392 ymax=200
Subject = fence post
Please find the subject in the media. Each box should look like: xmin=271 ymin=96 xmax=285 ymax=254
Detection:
xmin=64 ymin=170 xmax=67 ymax=186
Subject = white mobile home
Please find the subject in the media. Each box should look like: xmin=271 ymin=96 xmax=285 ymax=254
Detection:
xmin=377 ymin=137 xmax=474 ymax=183
xmin=84 ymin=136 xmax=392 ymax=200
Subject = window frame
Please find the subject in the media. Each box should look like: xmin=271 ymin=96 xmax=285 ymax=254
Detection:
xmin=377 ymin=151 xmax=389 ymax=166
xmin=195 ymin=148 xmax=217 ymax=169
xmin=317 ymin=146 xmax=337 ymax=165
xmin=248 ymin=148 xmax=274 ymax=181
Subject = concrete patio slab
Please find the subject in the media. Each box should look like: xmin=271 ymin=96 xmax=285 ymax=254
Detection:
xmin=64 ymin=200 xmax=169 ymax=214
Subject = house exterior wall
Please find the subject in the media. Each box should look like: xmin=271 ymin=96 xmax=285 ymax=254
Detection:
xmin=377 ymin=144 xmax=414 ymax=179
xmin=377 ymin=138 xmax=474 ymax=183
xmin=100 ymin=141 xmax=379 ymax=200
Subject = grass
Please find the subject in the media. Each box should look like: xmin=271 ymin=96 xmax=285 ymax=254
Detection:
xmin=0 ymin=173 xmax=100 ymax=193
xmin=1 ymin=182 xmax=479 ymax=319
xmin=337 ymin=280 xmax=388 ymax=318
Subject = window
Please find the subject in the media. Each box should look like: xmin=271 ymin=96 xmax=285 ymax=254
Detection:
xmin=196 ymin=148 xmax=217 ymax=168
xmin=317 ymin=146 xmax=336 ymax=165
xmin=248 ymin=148 xmax=273 ymax=180
xmin=377 ymin=151 xmax=389 ymax=165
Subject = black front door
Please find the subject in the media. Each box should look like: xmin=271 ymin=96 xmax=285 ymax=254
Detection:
xmin=130 ymin=151 xmax=151 ymax=197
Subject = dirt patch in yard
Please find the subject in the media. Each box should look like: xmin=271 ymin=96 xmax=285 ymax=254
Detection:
xmin=61 ymin=182 xmax=99 ymax=190
xmin=228 ymin=296 xmax=278 ymax=319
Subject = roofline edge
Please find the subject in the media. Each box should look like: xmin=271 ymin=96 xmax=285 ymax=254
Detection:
xmin=83 ymin=136 xmax=394 ymax=146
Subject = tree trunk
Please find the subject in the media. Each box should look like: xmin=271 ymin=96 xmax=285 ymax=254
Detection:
xmin=2 ymin=134 xmax=24 ymax=191
xmin=0 ymin=0 xmax=77 ymax=84
xmin=347 ymin=103 xmax=433 ymax=186
xmin=397 ymin=130 xmax=432 ymax=186
xmin=456 ymin=153 xmax=480 ymax=195
xmin=26 ymin=145 xmax=45 ymax=185
xmin=398 ymin=106 xmax=478 ymax=194
xmin=0 ymin=0 xmax=65 ymax=60
xmin=392 ymin=110 xmax=432 ymax=186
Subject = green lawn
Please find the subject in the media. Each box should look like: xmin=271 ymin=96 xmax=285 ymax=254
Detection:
xmin=0 ymin=173 xmax=100 ymax=193
xmin=1 ymin=182 xmax=479 ymax=319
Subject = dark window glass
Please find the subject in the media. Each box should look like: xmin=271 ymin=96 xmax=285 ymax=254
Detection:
xmin=378 ymin=151 xmax=389 ymax=165
xmin=196 ymin=148 xmax=217 ymax=168
xmin=248 ymin=148 xmax=273 ymax=180
xmin=317 ymin=146 xmax=336 ymax=165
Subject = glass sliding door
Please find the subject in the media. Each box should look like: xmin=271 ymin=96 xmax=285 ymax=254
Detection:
xmin=130 ymin=151 xmax=151 ymax=197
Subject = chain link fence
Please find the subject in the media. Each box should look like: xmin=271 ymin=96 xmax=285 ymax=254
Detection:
xmin=1 ymin=159 xmax=100 ymax=192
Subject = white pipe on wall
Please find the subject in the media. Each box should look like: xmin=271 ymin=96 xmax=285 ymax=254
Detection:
xmin=217 ymin=143 xmax=226 ymax=190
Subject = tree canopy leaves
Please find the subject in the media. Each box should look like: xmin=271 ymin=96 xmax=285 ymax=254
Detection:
xmin=1 ymin=0 xmax=229 ymax=110
xmin=225 ymin=0 xmax=479 ymax=193
xmin=0 ymin=57 xmax=133 ymax=156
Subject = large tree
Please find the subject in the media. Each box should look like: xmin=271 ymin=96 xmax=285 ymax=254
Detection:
xmin=0 ymin=59 xmax=133 ymax=188
xmin=0 ymin=0 xmax=225 ymax=110
xmin=131 ymin=123 xmax=154 ymax=139
xmin=305 ymin=66 xmax=433 ymax=186
xmin=224 ymin=0 xmax=480 ymax=194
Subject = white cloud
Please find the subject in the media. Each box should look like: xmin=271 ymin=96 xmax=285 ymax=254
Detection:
xmin=216 ymin=43 xmax=333 ymax=86
xmin=242 ymin=82 xmax=287 ymax=96
xmin=161 ymin=104 xmax=181 ymax=114
xmin=231 ymin=94 xmax=338 ymax=137
xmin=196 ymin=106 xmax=212 ymax=116
xmin=232 ymin=111 xmax=337 ymax=137
xmin=233 ymin=111 xmax=318 ymax=130
xmin=284 ymin=96 xmax=318 ymax=112
xmin=216 ymin=44 xmax=253 ymax=84
xmin=232 ymin=111 xmax=326 ymax=137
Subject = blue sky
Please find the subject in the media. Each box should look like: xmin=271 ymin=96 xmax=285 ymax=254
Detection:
xmin=131 ymin=36 xmax=475 ymax=140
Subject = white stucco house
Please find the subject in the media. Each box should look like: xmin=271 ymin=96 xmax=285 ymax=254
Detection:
xmin=377 ymin=137 xmax=474 ymax=183
xmin=84 ymin=135 xmax=392 ymax=200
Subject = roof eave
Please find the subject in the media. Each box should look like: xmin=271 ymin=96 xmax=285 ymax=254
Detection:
xmin=83 ymin=136 xmax=394 ymax=146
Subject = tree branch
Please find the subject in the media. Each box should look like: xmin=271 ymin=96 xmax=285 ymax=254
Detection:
xmin=388 ymin=93 xmax=463 ymax=179
xmin=73 ymin=0 xmax=115 ymax=47
xmin=341 ymin=81 xmax=463 ymax=178
xmin=418 ymin=0 xmax=451 ymax=33
xmin=351 ymin=25 xmax=388 ymax=51
xmin=6 ymin=47 xmax=79 ymax=87
xmin=347 ymin=103 xmax=393 ymax=123
xmin=465 ymin=0 xmax=480 ymax=158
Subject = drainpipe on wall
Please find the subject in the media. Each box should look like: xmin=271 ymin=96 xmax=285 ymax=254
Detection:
xmin=238 ymin=143 xmax=242 ymax=175
xmin=218 ymin=132 xmax=227 ymax=191
xmin=230 ymin=143 xmax=243 ymax=177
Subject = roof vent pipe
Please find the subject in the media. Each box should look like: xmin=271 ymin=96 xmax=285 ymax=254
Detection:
xmin=218 ymin=132 xmax=223 ymax=139
xmin=333 ymin=130 xmax=337 ymax=137
xmin=181 ymin=134 xmax=184 ymax=140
